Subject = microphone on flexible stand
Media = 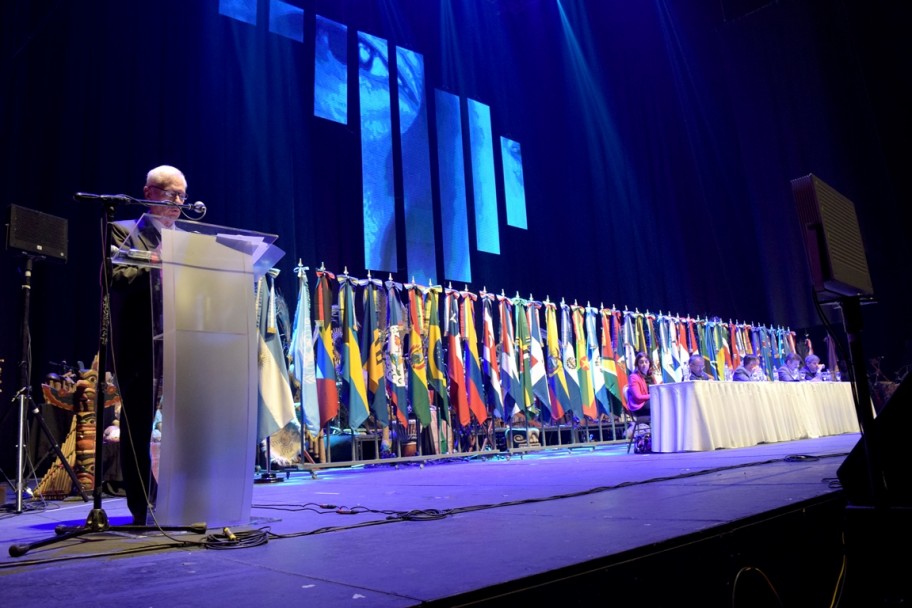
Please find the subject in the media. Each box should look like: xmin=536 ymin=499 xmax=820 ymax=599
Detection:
xmin=73 ymin=193 xmax=136 ymax=204
xmin=181 ymin=200 xmax=207 ymax=219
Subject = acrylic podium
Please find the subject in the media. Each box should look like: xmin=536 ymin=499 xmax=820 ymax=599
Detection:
xmin=113 ymin=214 xmax=284 ymax=527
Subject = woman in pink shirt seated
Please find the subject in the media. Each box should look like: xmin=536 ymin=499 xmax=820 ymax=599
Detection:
xmin=627 ymin=352 xmax=652 ymax=416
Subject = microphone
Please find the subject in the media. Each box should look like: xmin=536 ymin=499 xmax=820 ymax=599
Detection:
xmin=73 ymin=192 xmax=135 ymax=204
xmin=188 ymin=201 xmax=206 ymax=213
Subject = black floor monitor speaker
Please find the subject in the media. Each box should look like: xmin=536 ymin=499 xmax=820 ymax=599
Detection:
xmin=837 ymin=375 xmax=912 ymax=506
xmin=6 ymin=204 xmax=68 ymax=262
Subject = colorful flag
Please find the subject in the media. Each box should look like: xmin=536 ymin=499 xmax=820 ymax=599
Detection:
xmin=697 ymin=319 xmax=717 ymax=379
xmin=560 ymin=302 xmax=583 ymax=419
xmin=676 ymin=318 xmax=690 ymax=373
xmin=481 ymin=292 xmax=505 ymax=420
xmin=514 ymin=298 xmax=536 ymax=418
xmin=338 ymin=274 xmax=370 ymax=430
xmin=544 ymin=301 xmax=569 ymax=420
xmin=644 ymin=313 xmax=661 ymax=376
xmin=406 ymin=283 xmax=432 ymax=427
xmin=289 ymin=263 xmax=320 ymax=435
xmin=586 ymin=306 xmax=609 ymax=417
xmin=255 ymin=270 xmax=297 ymax=442
xmin=572 ymin=304 xmax=597 ymax=420
xmin=658 ymin=314 xmax=679 ymax=383
xmin=687 ymin=317 xmax=698 ymax=356
xmin=729 ymin=321 xmax=742 ymax=371
xmin=611 ymin=310 xmax=630 ymax=409
xmin=527 ymin=300 xmax=553 ymax=416
xmin=445 ymin=288 xmax=469 ymax=426
xmin=498 ymin=295 xmax=520 ymax=416
xmin=384 ymin=280 xmax=409 ymax=428
xmin=314 ymin=270 xmax=340 ymax=428
xmin=461 ymin=290 xmax=488 ymax=424
xmin=425 ymin=285 xmax=450 ymax=425
xmin=758 ymin=326 xmax=774 ymax=380
xmin=359 ymin=276 xmax=388 ymax=427
xmin=709 ymin=318 xmax=731 ymax=380
xmin=622 ymin=311 xmax=638 ymax=375
xmin=599 ymin=308 xmax=624 ymax=417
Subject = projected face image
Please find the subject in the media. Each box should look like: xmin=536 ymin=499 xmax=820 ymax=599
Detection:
xmin=315 ymin=16 xmax=347 ymax=123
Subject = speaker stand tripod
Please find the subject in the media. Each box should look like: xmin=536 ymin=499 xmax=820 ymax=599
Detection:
xmin=2 ymin=254 xmax=88 ymax=514
xmin=8 ymin=199 xmax=203 ymax=558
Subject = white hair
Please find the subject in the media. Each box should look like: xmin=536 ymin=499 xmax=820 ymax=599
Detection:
xmin=145 ymin=165 xmax=186 ymax=187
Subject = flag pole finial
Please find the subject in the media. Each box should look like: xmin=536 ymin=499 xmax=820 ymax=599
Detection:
xmin=343 ymin=266 xmax=348 ymax=275
xmin=367 ymin=269 xmax=372 ymax=278
xmin=388 ymin=273 xmax=393 ymax=281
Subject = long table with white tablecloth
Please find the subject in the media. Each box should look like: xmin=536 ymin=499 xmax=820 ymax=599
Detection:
xmin=649 ymin=380 xmax=861 ymax=453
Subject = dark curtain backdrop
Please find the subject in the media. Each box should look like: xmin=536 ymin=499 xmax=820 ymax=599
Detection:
xmin=2 ymin=0 xmax=909 ymax=471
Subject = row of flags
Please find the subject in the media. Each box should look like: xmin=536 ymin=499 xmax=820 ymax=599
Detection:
xmin=267 ymin=266 xmax=804 ymax=438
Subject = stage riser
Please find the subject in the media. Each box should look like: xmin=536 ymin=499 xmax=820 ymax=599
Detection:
xmin=432 ymin=495 xmax=890 ymax=607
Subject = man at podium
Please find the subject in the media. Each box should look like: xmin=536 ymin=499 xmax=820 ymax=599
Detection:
xmin=110 ymin=165 xmax=188 ymax=525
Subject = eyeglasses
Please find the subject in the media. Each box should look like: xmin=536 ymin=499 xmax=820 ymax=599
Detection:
xmin=149 ymin=185 xmax=188 ymax=202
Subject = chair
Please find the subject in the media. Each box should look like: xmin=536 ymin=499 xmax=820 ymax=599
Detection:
xmin=623 ymin=386 xmax=651 ymax=454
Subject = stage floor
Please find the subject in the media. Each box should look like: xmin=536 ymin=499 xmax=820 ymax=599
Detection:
xmin=0 ymin=433 xmax=879 ymax=606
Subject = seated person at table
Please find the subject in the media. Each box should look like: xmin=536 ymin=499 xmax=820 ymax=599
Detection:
xmin=777 ymin=353 xmax=803 ymax=382
xmin=732 ymin=354 xmax=761 ymax=381
xmin=800 ymin=354 xmax=826 ymax=382
xmin=686 ymin=353 xmax=713 ymax=381
xmin=627 ymin=353 xmax=652 ymax=417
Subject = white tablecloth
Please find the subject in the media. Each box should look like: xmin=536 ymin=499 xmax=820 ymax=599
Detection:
xmin=649 ymin=381 xmax=861 ymax=452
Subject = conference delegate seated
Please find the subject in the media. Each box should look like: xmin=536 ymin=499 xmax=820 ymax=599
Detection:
xmin=800 ymin=354 xmax=826 ymax=382
xmin=732 ymin=354 xmax=761 ymax=381
xmin=686 ymin=353 xmax=714 ymax=381
xmin=777 ymin=353 xmax=803 ymax=382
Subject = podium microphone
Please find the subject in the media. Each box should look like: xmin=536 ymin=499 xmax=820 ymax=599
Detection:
xmin=180 ymin=200 xmax=207 ymax=220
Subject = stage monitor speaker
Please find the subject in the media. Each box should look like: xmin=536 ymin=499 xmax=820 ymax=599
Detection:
xmin=790 ymin=174 xmax=873 ymax=303
xmin=837 ymin=375 xmax=912 ymax=507
xmin=5 ymin=204 xmax=68 ymax=262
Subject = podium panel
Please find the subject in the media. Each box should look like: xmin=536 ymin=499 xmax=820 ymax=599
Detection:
xmin=153 ymin=229 xmax=260 ymax=527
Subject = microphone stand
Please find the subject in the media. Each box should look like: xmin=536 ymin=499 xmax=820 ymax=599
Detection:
xmin=9 ymin=197 xmax=204 ymax=557
xmin=3 ymin=254 xmax=88 ymax=513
